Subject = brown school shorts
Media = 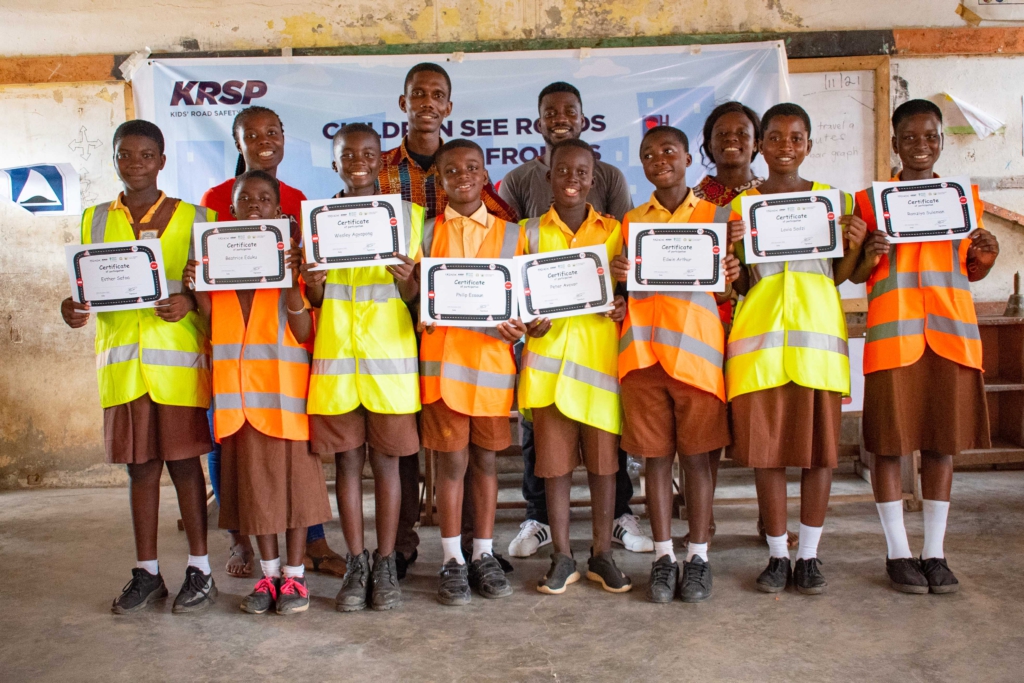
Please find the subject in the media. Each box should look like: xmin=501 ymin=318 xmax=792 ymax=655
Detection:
xmin=103 ymin=394 xmax=211 ymax=465
xmin=419 ymin=399 xmax=512 ymax=453
xmin=310 ymin=406 xmax=420 ymax=457
xmin=532 ymin=404 xmax=619 ymax=478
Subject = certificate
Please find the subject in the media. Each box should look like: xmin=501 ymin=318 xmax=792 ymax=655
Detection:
xmin=515 ymin=246 xmax=614 ymax=323
xmin=65 ymin=239 xmax=169 ymax=312
xmin=193 ymin=220 xmax=291 ymax=291
xmin=302 ymin=195 xmax=406 ymax=270
xmin=420 ymin=258 xmax=517 ymax=328
xmin=872 ymin=176 xmax=976 ymax=244
xmin=627 ymin=223 xmax=726 ymax=292
xmin=741 ymin=190 xmax=844 ymax=264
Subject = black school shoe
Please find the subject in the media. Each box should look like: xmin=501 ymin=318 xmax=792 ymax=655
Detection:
xmin=370 ymin=550 xmax=402 ymax=611
xmin=920 ymin=557 xmax=960 ymax=594
xmin=172 ymin=566 xmax=218 ymax=613
xmin=756 ymin=557 xmax=792 ymax=593
xmin=537 ymin=553 xmax=580 ymax=594
xmin=647 ymin=555 xmax=679 ymax=604
xmin=336 ymin=550 xmax=370 ymax=612
xmin=586 ymin=550 xmax=632 ymax=593
xmin=886 ymin=557 xmax=929 ymax=594
xmin=112 ymin=568 xmax=168 ymax=614
xmin=679 ymin=556 xmax=713 ymax=603
xmin=240 ymin=576 xmax=280 ymax=614
xmin=468 ymin=553 xmax=514 ymax=599
xmin=793 ymin=558 xmax=827 ymax=595
xmin=395 ymin=548 xmax=417 ymax=581
xmin=437 ymin=559 xmax=472 ymax=606
xmin=462 ymin=541 xmax=515 ymax=573
xmin=276 ymin=576 xmax=310 ymax=615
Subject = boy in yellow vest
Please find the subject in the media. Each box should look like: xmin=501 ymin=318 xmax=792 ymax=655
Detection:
xmin=303 ymin=123 xmax=424 ymax=612
xmin=520 ymin=139 xmax=631 ymax=595
xmin=415 ymin=139 xmax=526 ymax=605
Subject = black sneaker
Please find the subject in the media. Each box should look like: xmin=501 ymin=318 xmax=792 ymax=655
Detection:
xmin=793 ymin=558 xmax=827 ymax=595
xmin=172 ymin=566 xmax=218 ymax=613
xmin=276 ymin=575 xmax=310 ymax=615
xmin=437 ymin=559 xmax=471 ymax=606
xmin=679 ymin=556 xmax=713 ymax=603
xmin=537 ymin=553 xmax=580 ymax=594
xmin=240 ymin=576 xmax=279 ymax=614
xmin=468 ymin=553 xmax=513 ymax=599
xmin=370 ymin=550 xmax=402 ymax=611
xmin=886 ymin=557 xmax=929 ymax=594
xmin=921 ymin=557 xmax=960 ymax=594
xmin=111 ymin=568 xmax=168 ymax=614
xmin=336 ymin=550 xmax=370 ymax=612
xmin=395 ymin=548 xmax=417 ymax=581
xmin=756 ymin=557 xmax=791 ymax=593
xmin=646 ymin=555 xmax=679 ymax=604
xmin=586 ymin=550 xmax=632 ymax=593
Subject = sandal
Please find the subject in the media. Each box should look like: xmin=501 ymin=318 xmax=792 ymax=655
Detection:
xmin=304 ymin=538 xmax=347 ymax=578
xmin=756 ymin=517 xmax=798 ymax=548
xmin=681 ymin=520 xmax=716 ymax=548
xmin=226 ymin=542 xmax=254 ymax=578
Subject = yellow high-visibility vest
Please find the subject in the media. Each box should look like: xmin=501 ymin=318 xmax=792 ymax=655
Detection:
xmin=81 ymin=200 xmax=214 ymax=409
xmin=726 ymin=183 xmax=852 ymax=400
xmin=307 ymin=201 xmax=424 ymax=415
xmin=518 ymin=207 xmax=623 ymax=434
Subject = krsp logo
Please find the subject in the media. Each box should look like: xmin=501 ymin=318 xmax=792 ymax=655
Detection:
xmin=170 ymin=80 xmax=268 ymax=106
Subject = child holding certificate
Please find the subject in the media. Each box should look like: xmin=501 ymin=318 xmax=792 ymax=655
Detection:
xmin=726 ymin=103 xmax=867 ymax=595
xmin=416 ymin=139 xmax=526 ymax=605
xmin=609 ymin=126 xmax=741 ymax=603
xmin=185 ymin=170 xmax=332 ymax=616
xmin=519 ymin=139 xmax=631 ymax=595
xmin=61 ymin=120 xmax=217 ymax=614
xmin=302 ymin=123 xmax=423 ymax=612
xmin=850 ymin=99 xmax=999 ymax=594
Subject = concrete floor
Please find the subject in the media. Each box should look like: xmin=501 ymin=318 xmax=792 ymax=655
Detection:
xmin=2 ymin=469 xmax=1023 ymax=683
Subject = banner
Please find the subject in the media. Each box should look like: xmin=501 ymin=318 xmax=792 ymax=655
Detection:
xmin=134 ymin=43 xmax=789 ymax=207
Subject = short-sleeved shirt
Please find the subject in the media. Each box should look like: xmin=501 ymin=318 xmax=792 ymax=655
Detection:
xmin=200 ymin=177 xmax=306 ymax=242
xmin=499 ymin=157 xmax=633 ymax=221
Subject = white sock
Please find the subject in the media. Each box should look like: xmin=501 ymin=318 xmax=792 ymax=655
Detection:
xmin=471 ymin=538 xmax=493 ymax=562
xmin=283 ymin=564 xmax=305 ymax=579
xmin=441 ymin=535 xmax=465 ymax=565
xmin=687 ymin=542 xmax=708 ymax=563
xmin=766 ymin=533 xmax=789 ymax=559
xmin=876 ymin=500 xmax=913 ymax=559
xmin=796 ymin=524 xmax=823 ymax=560
xmin=187 ymin=554 xmax=211 ymax=575
xmin=136 ymin=559 xmax=159 ymax=576
xmin=260 ymin=557 xmax=281 ymax=578
xmin=922 ymin=499 xmax=950 ymax=560
xmin=654 ymin=540 xmax=676 ymax=562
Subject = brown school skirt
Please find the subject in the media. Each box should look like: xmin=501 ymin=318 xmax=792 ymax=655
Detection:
xmin=103 ymin=394 xmax=211 ymax=465
xmin=419 ymin=399 xmax=512 ymax=453
xmin=533 ymin=404 xmax=620 ymax=478
xmin=620 ymin=363 xmax=731 ymax=458
xmin=863 ymin=346 xmax=991 ymax=457
xmin=217 ymin=422 xmax=333 ymax=536
xmin=310 ymin=407 xmax=420 ymax=457
xmin=730 ymin=382 xmax=841 ymax=469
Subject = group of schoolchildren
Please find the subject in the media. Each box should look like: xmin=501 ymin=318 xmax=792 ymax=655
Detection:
xmin=60 ymin=61 xmax=1000 ymax=618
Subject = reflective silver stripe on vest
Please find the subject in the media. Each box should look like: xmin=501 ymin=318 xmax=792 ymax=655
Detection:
xmin=786 ymin=330 xmax=849 ymax=357
xmin=141 ymin=348 xmax=210 ymax=369
xmin=239 ymin=392 xmax=307 ymax=414
xmin=215 ymin=393 xmax=243 ymax=410
xmin=713 ymin=205 xmax=732 ymax=222
xmin=324 ymin=283 xmax=353 ymax=301
xmin=868 ymin=268 xmax=918 ymax=301
xmin=523 ymin=350 xmax=563 ymax=374
xmin=212 ymin=344 xmax=243 ymax=361
xmin=499 ymin=219 xmax=521 ymax=258
xmin=91 ymin=203 xmax=110 ymax=243
xmin=927 ymin=313 xmax=981 ymax=340
xmin=524 ymin=217 xmax=541 ymax=255
xmin=470 ymin=326 xmax=509 ymax=341
xmin=166 ymin=281 xmax=183 ymax=295
xmin=441 ymin=361 xmax=516 ymax=390
xmin=726 ymin=330 xmax=786 ymax=359
xmin=361 ymin=357 xmax=419 ymax=375
xmin=420 ymin=217 xmax=435 ymax=257
xmin=189 ymin=204 xmax=209 ymax=224
xmin=420 ymin=360 xmax=441 ymax=377
xmin=866 ymin=318 xmax=926 ymax=343
xmin=243 ymin=343 xmax=311 ymax=364
xmin=356 ymin=283 xmax=401 ymax=303
xmin=562 ymin=360 xmax=619 ymax=395
xmin=920 ymin=269 xmax=971 ymax=291
xmin=628 ymin=290 xmax=719 ymax=317
xmin=627 ymin=325 xmax=724 ymax=366
xmin=312 ymin=358 xmax=357 ymax=375
xmin=96 ymin=343 xmax=139 ymax=369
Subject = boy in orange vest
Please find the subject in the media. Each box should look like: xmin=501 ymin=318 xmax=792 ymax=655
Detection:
xmin=610 ymin=126 xmax=740 ymax=603
xmin=850 ymin=99 xmax=999 ymax=594
xmin=415 ymin=139 xmax=526 ymax=605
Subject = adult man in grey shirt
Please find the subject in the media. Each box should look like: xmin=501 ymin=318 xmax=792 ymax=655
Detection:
xmin=499 ymin=82 xmax=652 ymax=560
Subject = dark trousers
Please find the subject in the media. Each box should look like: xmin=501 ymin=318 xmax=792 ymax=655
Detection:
xmin=394 ymin=452 xmax=421 ymax=558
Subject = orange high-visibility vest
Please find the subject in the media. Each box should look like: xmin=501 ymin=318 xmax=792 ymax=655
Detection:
xmin=419 ymin=214 xmax=523 ymax=417
xmin=211 ymin=289 xmax=312 ymax=441
xmin=857 ymin=177 xmax=985 ymax=374
xmin=618 ymin=198 xmax=732 ymax=400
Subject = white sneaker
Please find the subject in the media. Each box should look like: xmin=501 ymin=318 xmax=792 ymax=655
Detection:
xmin=612 ymin=513 xmax=654 ymax=553
xmin=507 ymin=519 xmax=552 ymax=558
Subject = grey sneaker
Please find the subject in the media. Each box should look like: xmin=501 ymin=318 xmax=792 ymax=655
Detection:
xmin=240 ymin=576 xmax=279 ymax=614
xmin=679 ymin=556 xmax=713 ymax=603
xmin=468 ymin=553 xmax=513 ymax=599
xmin=646 ymin=555 xmax=679 ymax=604
xmin=586 ymin=550 xmax=632 ymax=593
xmin=111 ymin=568 xmax=168 ymax=614
xmin=370 ymin=550 xmax=402 ymax=611
xmin=336 ymin=550 xmax=370 ymax=612
xmin=276 ymin=575 xmax=310 ymax=615
xmin=537 ymin=552 xmax=580 ymax=594
xmin=172 ymin=566 xmax=218 ymax=613
xmin=437 ymin=559 xmax=471 ymax=606
xmin=756 ymin=557 xmax=791 ymax=593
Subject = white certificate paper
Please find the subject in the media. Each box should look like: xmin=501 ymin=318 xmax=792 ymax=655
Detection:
xmin=65 ymin=239 xmax=169 ymax=312
xmin=627 ymin=223 xmax=726 ymax=292
xmin=193 ymin=220 xmax=292 ymax=291
xmin=420 ymin=258 xmax=518 ymax=328
xmin=741 ymin=190 xmax=844 ymax=264
xmin=872 ymin=176 xmax=977 ymax=244
xmin=302 ymin=195 xmax=406 ymax=270
xmin=515 ymin=246 xmax=614 ymax=323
